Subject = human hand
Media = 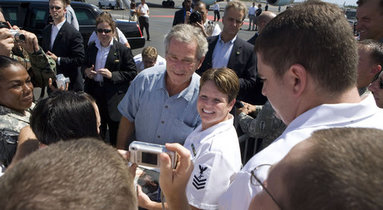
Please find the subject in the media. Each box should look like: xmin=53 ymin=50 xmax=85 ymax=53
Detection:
xmin=137 ymin=185 xmax=156 ymax=209
xmin=97 ymin=68 xmax=112 ymax=79
xmin=185 ymin=11 xmax=191 ymax=24
xmin=159 ymin=143 xmax=193 ymax=210
xmin=46 ymin=51 xmax=58 ymax=61
xmin=48 ymin=78 xmax=69 ymax=91
xmin=17 ymin=30 xmax=39 ymax=54
xmin=237 ymin=101 xmax=258 ymax=115
xmin=0 ymin=28 xmax=14 ymax=56
xmin=84 ymin=65 xmax=97 ymax=79
xmin=18 ymin=125 xmax=38 ymax=145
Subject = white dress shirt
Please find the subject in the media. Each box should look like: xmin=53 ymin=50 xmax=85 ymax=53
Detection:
xmin=94 ymin=39 xmax=113 ymax=82
xmin=218 ymin=94 xmax=383 ymax=210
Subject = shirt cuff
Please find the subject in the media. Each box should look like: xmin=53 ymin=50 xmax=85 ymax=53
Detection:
xmin=57 ymin=57 xmax=61 ymax=65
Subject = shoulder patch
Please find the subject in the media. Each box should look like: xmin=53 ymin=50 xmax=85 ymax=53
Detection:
xmin=192 ymin=165 xmax=208 ymax=190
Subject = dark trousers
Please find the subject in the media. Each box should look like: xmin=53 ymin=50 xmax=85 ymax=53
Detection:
xmin=138 ymin=16 xmax=150 ymax=40
xmin=91 ymin=86 xmax=120 ymax=146
xmin=214 ymin=10 xmax=220 ymax=21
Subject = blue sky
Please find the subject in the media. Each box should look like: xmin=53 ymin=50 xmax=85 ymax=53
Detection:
xmin=296 ymin=0 xmax=357 ymax=6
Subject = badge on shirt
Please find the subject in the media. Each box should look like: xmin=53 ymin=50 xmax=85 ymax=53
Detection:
xmin=192 ymin=164 xmax=208 ymax=190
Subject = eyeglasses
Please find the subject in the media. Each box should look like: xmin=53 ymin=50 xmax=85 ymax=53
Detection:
xmin=49 ymin=6 xmax=62 ymax=10
xmin=96 ymin=28 xmax=112 ymax=34
xmin=250 ymin=164 xmax=283 ymax=209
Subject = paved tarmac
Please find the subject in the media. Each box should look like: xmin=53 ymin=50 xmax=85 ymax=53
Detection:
xmin=84 ymin=0 xmax=287 ymax=57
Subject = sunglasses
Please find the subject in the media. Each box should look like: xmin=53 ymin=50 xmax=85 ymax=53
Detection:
xmin=96 ymin=28 xmax=112 ymax=34
xmin=49 ymin=6 xmax=62 ymax=10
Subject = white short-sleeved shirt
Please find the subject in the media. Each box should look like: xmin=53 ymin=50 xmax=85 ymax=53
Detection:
xmin=138 ymin=3 xmax=149 ymax=17
xmin=184 ymin=115 xmax=242 ymax=209
xmin=218 ymin=94 xmax=383 ymax=210
xmin=88 ymin=27 xmax=128 ymax=46
xmin=133 ymin=54 xmax=166 ymax=73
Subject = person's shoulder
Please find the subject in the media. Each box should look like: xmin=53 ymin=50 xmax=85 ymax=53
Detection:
xmin=137 ymin=65 xmax=166 ymax=79
xmin=63 ymin=21 xmax=81 ymax=35
xmin=42 ymin=23 xmax=52 ymax=32
xmin=235 ymin=38 xmax=255 ymax=51
xmin=207 ymin=35 xmax=219 ymax=43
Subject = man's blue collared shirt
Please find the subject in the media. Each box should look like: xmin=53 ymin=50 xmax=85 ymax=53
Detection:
xmin=118 ymin=66 xmax=201 ymax=145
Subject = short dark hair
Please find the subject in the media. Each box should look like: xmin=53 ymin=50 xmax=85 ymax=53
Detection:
xmin=255 ymin=1 xmax=358 ymax=95
xmin=30 ymin=91 xmax=100 ymax=145
xmin=0 ymin=55 xmax=24 ymax=81
xmin=357 ymin=0 xmax=383 ymax=10
xmin=285 ymin=127 xmax=383 ymax=209
xmin=200 ymin=68 xmax=239 ymax=103
xmin=49 ymin=0 xmax=67 ymax=7
xmin=0 ymin=138 xmax=137 ymax=209
xmin=358 ymin=39 xmax=383 ymax=66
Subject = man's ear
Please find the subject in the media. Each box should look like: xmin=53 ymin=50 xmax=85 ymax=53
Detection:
xmin=228 ymin=98 xmax=236 ymax=110
xmin=285 ymin=64 xmax=307 ymax=97
xmin=371 ymin=64 xmax=382 ymax=78
xmin=196 ymin=56 xmax=205 ymax=69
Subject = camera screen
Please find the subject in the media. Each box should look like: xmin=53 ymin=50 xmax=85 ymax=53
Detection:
xmin=141 ymin=152 xmax=157 ymax=165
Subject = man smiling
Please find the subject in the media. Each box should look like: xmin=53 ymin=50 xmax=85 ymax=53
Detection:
xmin=117 ymin=24 xmax=208 ymax=149
xmin=356 ymin=0 xmax=383 ymax=42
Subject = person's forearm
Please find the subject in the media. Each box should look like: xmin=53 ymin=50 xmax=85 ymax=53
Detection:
xmin=116 ymin=116 xmax=135 ymax=149
xmin=141 ymin=201 xmax=166 ymax=210
xmin=167 ymin=194 xmax=190 ymax=210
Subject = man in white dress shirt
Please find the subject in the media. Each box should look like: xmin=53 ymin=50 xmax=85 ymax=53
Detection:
xmin=218 ymin=1 xmax=383 ymax=209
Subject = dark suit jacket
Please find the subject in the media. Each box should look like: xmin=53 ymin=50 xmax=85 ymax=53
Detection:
xmin=197 ymin=35 xmax=259 ymax=104
xmin=83 ymin=41 xmax=137 ymax=121
xmin=173 ymin=8 xmax=186 ymax=26
xmin=42 ymin=21 xmax=85 ymax=91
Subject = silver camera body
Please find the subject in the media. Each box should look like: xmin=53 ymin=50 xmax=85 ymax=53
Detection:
xmin=9 ymin=29 xmax=25 ymax=41
xmin=129 ymin=141 xmax=176 ymax=169
xmin=56 ymin=74 xmax=70 ymax=89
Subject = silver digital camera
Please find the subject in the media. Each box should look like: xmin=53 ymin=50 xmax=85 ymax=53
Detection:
xmin=129 ymin=141 xmax=177 ymax=169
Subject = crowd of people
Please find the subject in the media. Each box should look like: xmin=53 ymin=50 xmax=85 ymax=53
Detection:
xmin=1 ymin=0 xmax=383 ymax=209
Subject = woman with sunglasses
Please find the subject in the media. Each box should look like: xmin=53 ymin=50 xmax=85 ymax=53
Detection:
xmin=88 ymin=12 xmax=131 ymax=48
xmin=369 ymin=70 xmax=383 ymax=108
xmin=83 ymin=14 xmax=137 ymax=147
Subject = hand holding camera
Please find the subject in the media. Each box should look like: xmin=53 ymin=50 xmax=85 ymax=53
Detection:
xmin=0 ymin=28 xmax=14 ymax=56
xmin=0 ymin=21 xmax=25 ymax=42
xmin=129 ymin=141 xmax=177 ymax=169
xmin=16 ymin=30 xmax=40 ymax=54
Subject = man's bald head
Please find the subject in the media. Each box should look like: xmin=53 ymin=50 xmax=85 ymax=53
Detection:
xmin=256 ymin=11 xmax=276 ymax=33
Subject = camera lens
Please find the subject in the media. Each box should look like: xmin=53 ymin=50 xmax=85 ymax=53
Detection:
xmin=190 ymin=11 xmax=202 ymax=24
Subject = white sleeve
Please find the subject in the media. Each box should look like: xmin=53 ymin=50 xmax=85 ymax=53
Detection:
xmin=116 ymin=27 xmax=128 ymax=45
xmin=186 ymin=151 xmax=236 ymax=210
xmin=212 ymin=24 xmax=222 ymax=36
xmin=88 ymin=31 xmax=97 ymax=45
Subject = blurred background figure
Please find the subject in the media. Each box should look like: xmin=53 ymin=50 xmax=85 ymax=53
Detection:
xmin=213 ymin=1 xmax=220 ymax=22
xmin=191 ymin=1 xmax=221 ymax=37
xmin=137 ymin=0 xmax=150 ymax=41
xmin=134 ymin=46 xmax=166 ymax=73
xmin=64 ymin=0 xmax=79 ymax=30
xmin=248 ymin=2 xmax=256 ymax=31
